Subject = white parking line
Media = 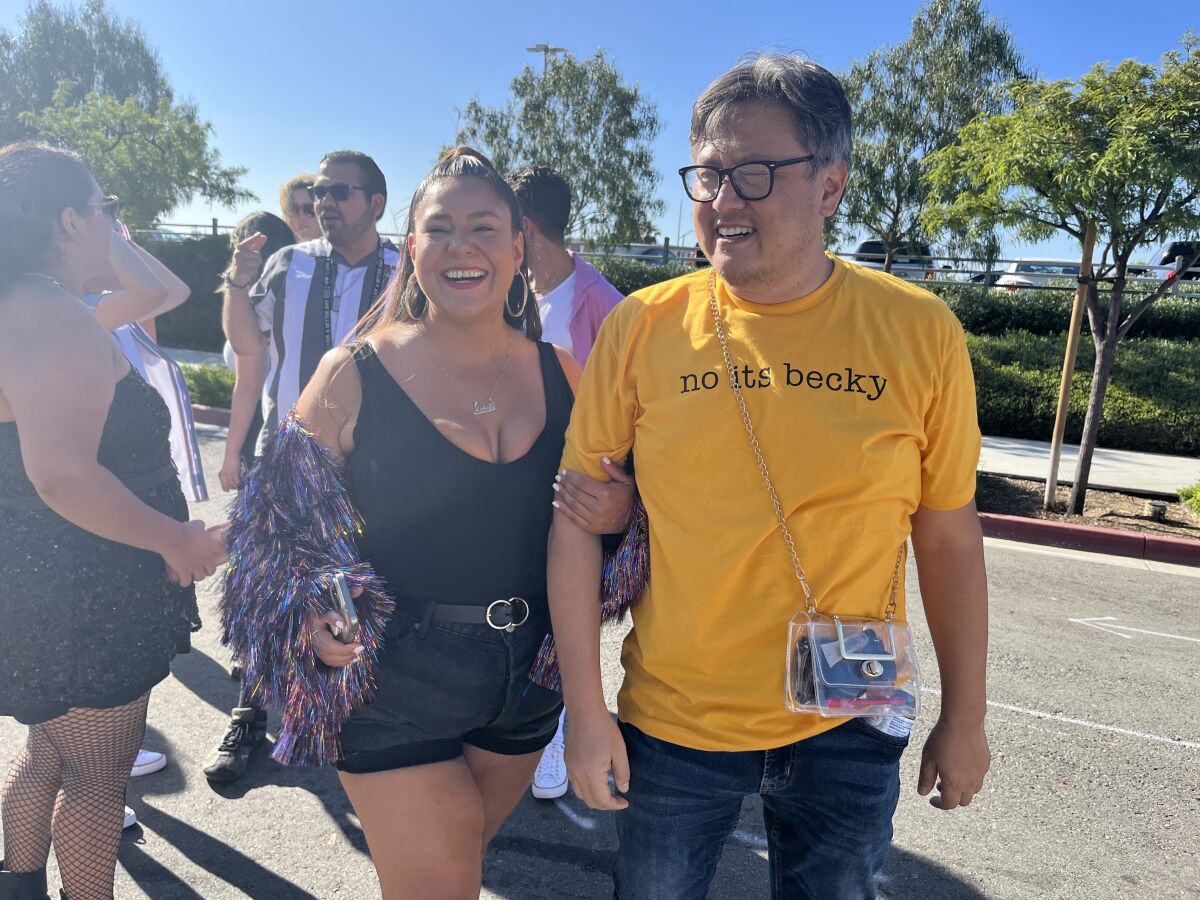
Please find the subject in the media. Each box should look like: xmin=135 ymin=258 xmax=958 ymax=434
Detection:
xmin=924 ymin=688 xmax=1200 ymax=750
xmin=1068 ymin=615 xmax=1200 ymax=643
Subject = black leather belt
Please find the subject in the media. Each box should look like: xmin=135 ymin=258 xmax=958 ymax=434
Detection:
xmin=0 ymin=464 xmax=177 ymax=512
xmin=405 ymin=596 xmax=534 ymax=633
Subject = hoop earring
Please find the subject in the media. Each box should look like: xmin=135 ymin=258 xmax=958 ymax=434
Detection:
xmin=506 ymin=271 xmax=530 ymax=318
xmin=405 ymin=286 xmax=426 ymax=320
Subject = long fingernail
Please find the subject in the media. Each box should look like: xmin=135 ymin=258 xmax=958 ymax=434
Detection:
xmin=551 ymin=483 xmax=560 ymax=492
xmin=554 ymin=474 xmax=562 ymax=482
xmin=335 ymin=620 xmax=345 ymax=630
xmin=602 ymin=456 xmax=612 ymax=465
xmin=551 ymin=501 xmax=560 ymax=509
xmin=354 ymin=646 xmax=365 ymax=656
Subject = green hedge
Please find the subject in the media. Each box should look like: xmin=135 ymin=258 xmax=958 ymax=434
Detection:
xmin=145 ymin=236 xmax=230 ymax=352
xmin=1181 ymin=482 xmax=1200 ymax=516
xmin=968 ymin=332 xmax=1200 ymax=455
xmin=588 ymin=256 xmax=694 ymax=297
xmin=181 ymin=362 xmax=234 ymax=408
xmin=930 ymin=284 xmax=1200 ymax=340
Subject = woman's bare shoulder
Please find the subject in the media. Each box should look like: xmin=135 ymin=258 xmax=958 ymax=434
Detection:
xmin=551 ymin=343 xmax=582 ymax=393
xmin=0 ymin=279 xmax=112 ymax=363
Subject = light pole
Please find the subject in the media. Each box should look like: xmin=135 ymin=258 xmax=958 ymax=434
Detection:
xmin=526 ymin=43 xmax=566 ymax=70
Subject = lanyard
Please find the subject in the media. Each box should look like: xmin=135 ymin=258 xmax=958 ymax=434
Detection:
xmin=321 ymin=242 xmax=389 ymax=350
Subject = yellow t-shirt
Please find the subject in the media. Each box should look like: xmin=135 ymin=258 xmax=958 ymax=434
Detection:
xmin=561 ymin=255 xmax=980 ymax=751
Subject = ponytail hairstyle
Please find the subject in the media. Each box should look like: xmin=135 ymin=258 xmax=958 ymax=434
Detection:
xmin=353 ymin=146 xmax=540 ymax=345
xmin=0 ymin=142 xmax=96 ymax=295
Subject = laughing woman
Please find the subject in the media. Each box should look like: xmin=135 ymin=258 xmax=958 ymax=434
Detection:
xmin=228 ymin=147 xmax=627 ymax=899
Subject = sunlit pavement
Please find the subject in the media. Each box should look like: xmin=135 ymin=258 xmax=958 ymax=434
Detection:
xmin=2 ymin=427 xmax=1195 ymax=898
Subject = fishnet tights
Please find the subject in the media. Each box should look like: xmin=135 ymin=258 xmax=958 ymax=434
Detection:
xmin=1 ymin=693 xmax=148 ymax=900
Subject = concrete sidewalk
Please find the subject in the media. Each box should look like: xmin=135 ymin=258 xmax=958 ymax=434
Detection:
xmin=978 ymin=436 xmax=1199 ymax=497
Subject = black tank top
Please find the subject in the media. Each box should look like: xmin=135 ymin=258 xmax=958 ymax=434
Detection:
xmin=348 ymin=339 xmax=573 ymax=607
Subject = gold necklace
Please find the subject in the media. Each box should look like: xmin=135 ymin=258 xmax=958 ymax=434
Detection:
xmin=423 ymin=327 xmax=513 ymax=416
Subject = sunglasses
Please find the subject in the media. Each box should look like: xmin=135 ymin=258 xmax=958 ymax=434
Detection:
xmin=291 ymin=202 xmax=316 ymax=217
xmin=307 ymin=183 xmax=368 ymax=203
xmin=88 ymin=195 xmax=121 ymax=220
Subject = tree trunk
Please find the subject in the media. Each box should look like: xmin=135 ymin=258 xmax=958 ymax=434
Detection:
xmin=1067 ymin=336 xmax=1117 ymax=514
xmin=884 ymin=246 xmax=895 ymax=274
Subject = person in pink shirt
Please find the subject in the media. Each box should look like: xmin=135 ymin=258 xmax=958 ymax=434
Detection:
xmin=507 ymin=166 xmax=622 ymax=368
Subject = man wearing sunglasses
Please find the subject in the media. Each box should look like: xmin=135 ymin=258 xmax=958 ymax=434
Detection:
xmin=214 ymin=149 xmax=400 ymax=783
xmin=223 ymin=149 xmax=398 ymax=456
xmin=548 ymin=54 xmax=990 ymax=898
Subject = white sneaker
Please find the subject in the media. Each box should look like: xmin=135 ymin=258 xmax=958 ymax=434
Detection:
xmin=130 ymin=748 xmax=167 ymax=777
xmin=123 ymin=806 xmax=137 ymax=829
xmin=531 ymin=715 xmax=568 ymax=800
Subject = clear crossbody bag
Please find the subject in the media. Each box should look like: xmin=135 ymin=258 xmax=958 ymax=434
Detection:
xmin=706 ymin=273 xmax=921 ymax=719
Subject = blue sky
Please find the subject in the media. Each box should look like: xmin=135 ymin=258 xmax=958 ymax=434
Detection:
xmin=2 ymin=0 xmax=1196 ymax=261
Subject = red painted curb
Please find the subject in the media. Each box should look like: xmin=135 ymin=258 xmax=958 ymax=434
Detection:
xmin=1144 ymin=534 xmax=1200 ymax=567
xmin=192 ymin=404 xmax=231 ymax=427
xmin=979 ymin=512 xmax=1200 ymax=567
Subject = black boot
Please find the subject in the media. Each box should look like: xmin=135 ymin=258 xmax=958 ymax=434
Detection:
xmin=0 ymin=860 xmax=49 ymax=899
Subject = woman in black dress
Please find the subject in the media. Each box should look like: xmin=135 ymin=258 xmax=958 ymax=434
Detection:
xmin=0 ymin=144 xmax=225 ymax=900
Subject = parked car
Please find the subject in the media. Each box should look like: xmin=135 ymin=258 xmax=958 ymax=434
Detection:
xmin=842 ymin=240 xmax=935 ymax=281
xmin=1154 ymin=241 xmax=1200 ymax=281
xmin=968 ymin=270 xmax=1004 ymax=286
xmin=995 ymin=259 xmax=1081 ymax=290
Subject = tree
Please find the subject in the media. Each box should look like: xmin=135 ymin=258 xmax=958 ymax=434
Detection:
xmin=0 ymin=0 xmax=169 ymax=142
xmin=22 ymin=82 xmax=254 ymax=226
xmin=456 ymin=50 xmax=664 ymax=243
xmin=839 ymin=0 xmax=1026 ymax=269
xmin=1 ymin=0 xmax=252 ymax=224
xmin=925 ymin=34 xmax=1200 ymax=513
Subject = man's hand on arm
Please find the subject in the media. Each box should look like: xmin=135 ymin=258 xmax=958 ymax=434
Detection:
xmin=548 ymin=509 xmax=630 ymax=810
xmin=910 ymin=500 xmax=990 ymax=811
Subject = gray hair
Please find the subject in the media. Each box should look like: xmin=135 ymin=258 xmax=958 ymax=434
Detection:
xmin=690 ymin=54 xmax=853 ymax=173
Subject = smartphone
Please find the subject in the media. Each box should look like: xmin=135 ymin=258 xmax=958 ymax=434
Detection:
xmin=330 ymin=573 xmax=361 ymax=644
xmin=792 ymin=635 xmax=815 ymax=705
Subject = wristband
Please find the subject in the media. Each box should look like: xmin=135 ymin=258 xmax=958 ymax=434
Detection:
xmin=222 ymin=271 xmax=255 ymax=290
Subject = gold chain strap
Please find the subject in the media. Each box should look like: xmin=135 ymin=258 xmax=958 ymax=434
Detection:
xmin=705 ymin=271 xmax=903 ymax=621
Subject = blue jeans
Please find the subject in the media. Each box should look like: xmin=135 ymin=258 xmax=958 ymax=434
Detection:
xmin=612 ymin=719 xmax=907 ymax=900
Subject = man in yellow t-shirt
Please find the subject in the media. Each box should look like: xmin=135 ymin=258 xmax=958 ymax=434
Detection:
xmin=548 ymin=54 xmax=990 ymax=900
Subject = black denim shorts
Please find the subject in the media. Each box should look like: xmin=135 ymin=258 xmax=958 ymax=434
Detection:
xmin=336 ymin=602 xmax=563 ymax=774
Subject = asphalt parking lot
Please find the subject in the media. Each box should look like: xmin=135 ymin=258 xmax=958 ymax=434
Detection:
xmin=2 ymin=428 xmax=1197 ymax=899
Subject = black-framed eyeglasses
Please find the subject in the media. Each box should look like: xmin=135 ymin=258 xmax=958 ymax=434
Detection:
xmin=291 ymin=202 xmax=316 ymax=217
xmin=308 ymin=183 xmax=367 ymax=203
xmin=678 ymin=156 xmax=815 ymax=203
xmin=88 ymin=195 xmax=121 ymax=220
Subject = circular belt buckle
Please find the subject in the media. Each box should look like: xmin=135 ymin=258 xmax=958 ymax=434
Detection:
xmin=486 ymin=597 xmax=530 ymax=632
